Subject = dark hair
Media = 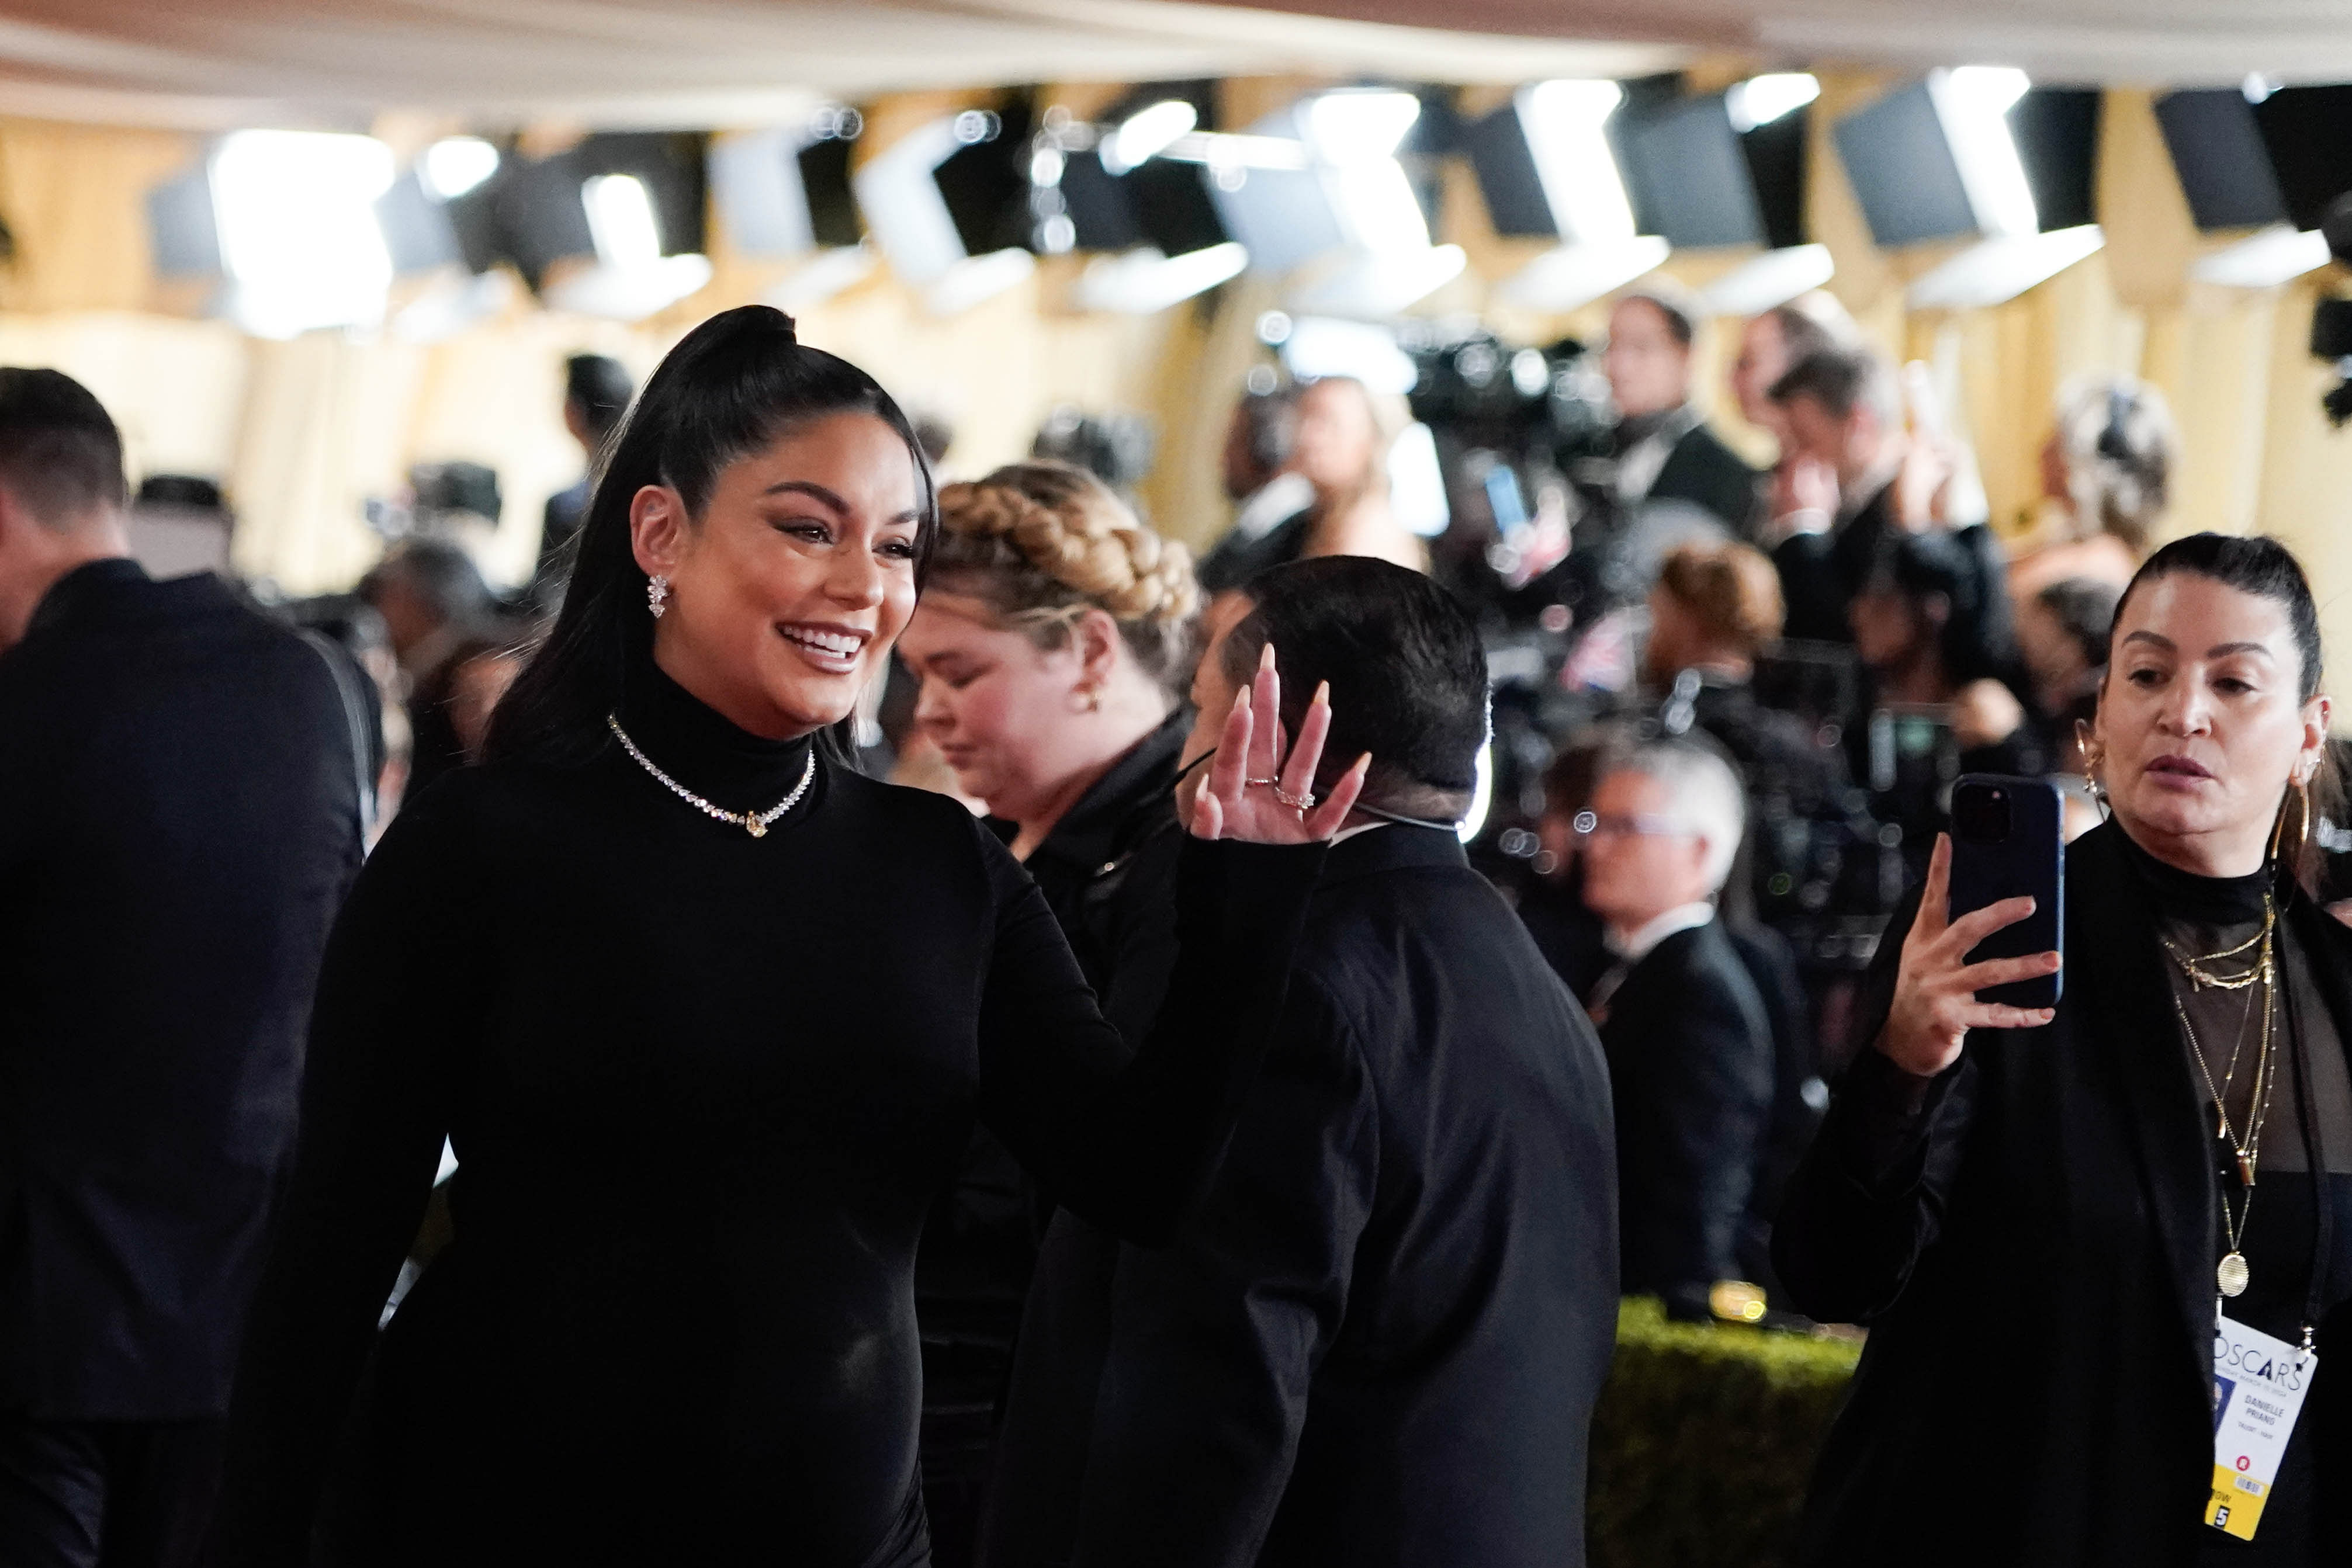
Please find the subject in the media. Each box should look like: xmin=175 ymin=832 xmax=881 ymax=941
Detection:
xmin=1218 ymin=556 xmax=1488 ymax=816
xmin=564 ymin=354 xmax=635 ymax=445
xmin=1862 ymin=530 xmax=2011 ymax=688
xmin=1617 ymin=288 xmax=1696 ymax=349
xmin=2112 ymin=533 xmax=2324 ymax=702
xmin=0 ymin=367 xmax=126 ymax=526
xmin=487 ymin=307 xmax=937 ymax=767
xmin=1235 ymin=385 xmax=1297 ymax=477
xmin=1761 ymin=301 xmax=1842 ymax=368
xmin=2034 ymin=575 xmax=2121 ymax=674
xmin=362 ymin=537 xmax=492 ymax=626
xmin=1769 ymin=346 xmax=1899 ymax=429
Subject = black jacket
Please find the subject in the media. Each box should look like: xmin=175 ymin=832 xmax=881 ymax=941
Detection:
xmin=0 ymin=560 xmax=362 ymax=1419
xmin=1057 ymin=826 xmax=1619 ymax=1568
xmin=1649 ymin=420 xmax=1761 ymax=535
xmin=1595 ymin=918 xmax=1775 ymax=1307
xmin=1773 ymin=479 xmax=1894 ymax=645
xmin=1774 ymin=821 xmax=2352 ymax=1566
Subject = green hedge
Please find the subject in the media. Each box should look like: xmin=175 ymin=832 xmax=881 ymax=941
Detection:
xmin=1588 ymin=1299 xmax=1862 ymax=1568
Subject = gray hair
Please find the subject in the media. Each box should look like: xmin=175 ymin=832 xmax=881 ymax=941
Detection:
xmin=1611 ymin=737 xmax=1746 ymax=894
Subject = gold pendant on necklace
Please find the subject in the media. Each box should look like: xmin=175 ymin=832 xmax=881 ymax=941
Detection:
xmin=2219 ymin=1251 xmax=2251 ymax=1297
xmin=2237 ymin=1152 xmax=2257 ymax=1187
xmin=745 ymin=814 xmax=768 ymax=838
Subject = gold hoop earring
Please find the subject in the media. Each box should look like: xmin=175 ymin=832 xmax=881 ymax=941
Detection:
xmin=2300 ymin=773 xmax=2314 ymax=849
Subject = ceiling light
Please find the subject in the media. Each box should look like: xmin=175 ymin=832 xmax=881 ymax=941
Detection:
xmin=1931 ymin=66 xmax=2039 ymax=238
xmin=421 ymin=137 xmax=499 ymax=201
xmin=209 ymin=130 xmax=395 ymax=338
xmin=584 ymin=174 xmax=663 ymax=269
xmin=1694 ymin=243 xmax=1837 ymax=316
xmin=1495 ymin=234 xmax=1669 ymax=313
xmin=1305 ymin=91 xmax=1422 ymax=164
xmin=1104 ymin=99 xmax=1198 ymax=175
xmin=1906 ymin=224 xmax=2103 ymax=310
xmin=2190 ymin=223 xmax=2333 ymax=289
xmin=1076 ymin=241 xmax=1248 ymax=314
xmin=1726 ymin=74 xmax=1820 ymax=133
xmin=1520 ymin=79 xmax=1637 ymax=244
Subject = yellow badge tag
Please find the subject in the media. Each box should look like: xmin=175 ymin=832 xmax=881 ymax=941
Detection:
xmin=2206 ymin=1315 xmax=2316 ymax=1541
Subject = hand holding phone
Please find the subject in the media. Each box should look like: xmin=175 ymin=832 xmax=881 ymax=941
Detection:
xmin=1875 ymin=777 xmax=2065 ymax=1077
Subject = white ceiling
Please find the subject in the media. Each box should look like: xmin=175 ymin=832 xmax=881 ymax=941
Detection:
xmin=0 ymin=0 xmax=2346 ymax=129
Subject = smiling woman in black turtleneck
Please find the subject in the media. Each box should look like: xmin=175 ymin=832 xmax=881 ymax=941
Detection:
xmin=1778 ymin=533 xmax=2351 ymax=1567
xmin=208 ymin=307 xmax=1365 ymax=1568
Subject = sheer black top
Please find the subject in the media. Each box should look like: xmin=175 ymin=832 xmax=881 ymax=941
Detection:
xmin=211 ymin=664 xmax=1322 ymax=1567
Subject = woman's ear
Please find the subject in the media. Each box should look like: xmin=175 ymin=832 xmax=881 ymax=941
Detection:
xmin=2302 ymin=693 xmax=2333 ymax=776
xmin=628 ymin=484 xmax=691 ymax=578
xmin=1073 ymin=606 xmax=1124 ymax=691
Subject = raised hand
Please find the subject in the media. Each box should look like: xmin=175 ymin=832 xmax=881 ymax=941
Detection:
xmin=1876 ymin=833 xmax=2060 ymax=1077
xmin=1190 ymin=643 xmax=1369 ymax=844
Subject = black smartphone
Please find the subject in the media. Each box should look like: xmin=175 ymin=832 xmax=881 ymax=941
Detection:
xmin=1946 ymin=774 xmax=2064 ymax=1008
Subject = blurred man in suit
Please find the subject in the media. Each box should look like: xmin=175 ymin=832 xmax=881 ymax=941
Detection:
xmin=1576 ymin=737 xmax=1773 ymax=1320
xmin=1766 ymin=346 xmax=1910 ymax=643
xmin=1602 ymin=287 xmax=1758 ymax=534
xmin=1020 ymin=556 xmax=1618 ymax=1568
xmin=0 ymin=369 xmax=363 ymax=1566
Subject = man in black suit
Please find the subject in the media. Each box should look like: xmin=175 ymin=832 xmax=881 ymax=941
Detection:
xmin=1766 ymin=346 xmax=1909 ymax=643
xmin=1032 ymin=557 xmax=1618 ymax=1568
xmin=1603 ymin=287 xmax=1758 ymax=533
xmin=0 ymin=369 xmax=364 ymax=1566
xmin=1575 ymin=737 xmax=1773 ymax=1320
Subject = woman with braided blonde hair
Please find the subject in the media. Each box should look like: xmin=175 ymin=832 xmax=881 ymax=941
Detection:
xmin=896 ymin=460 xmax=1206 ymax=1559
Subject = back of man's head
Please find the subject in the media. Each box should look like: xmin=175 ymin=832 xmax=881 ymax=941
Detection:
xmin=0 ymin=367 xmax=127 ymax=528
xmin=1220 ymin=556 xmax=1487 ymax=821
xmin=564 ymin=354 xmax=635 ymax=446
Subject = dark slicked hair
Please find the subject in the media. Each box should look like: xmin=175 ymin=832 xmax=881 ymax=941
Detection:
xmin=0 ymin=367 xmax=127 ymax=527
xmin=1219 ymin=556 xmax=1488 ymax=818
xmin=487 ymin=306 xmax=937 ymax=768
xmin=1769 ymin=345 xmax=1900 ymax=430
xmin=2114 ymin=532 xmax=2323 ymax=702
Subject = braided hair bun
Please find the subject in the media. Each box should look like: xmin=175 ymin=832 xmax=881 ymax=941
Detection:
xmin=929 ymin=461 xmax=1201 ymax=698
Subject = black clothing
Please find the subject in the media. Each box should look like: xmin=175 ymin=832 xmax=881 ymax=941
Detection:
xmin=976 ymin=724 xmax=1190 ymax=1568
xmin=1773 ymin=479 xmax=1894 ymax=644
xmin=531 ymin=478 xmax=590 ymax=611
xmin=1194 ymin=510 xmax=1314 ymax=597
xmin=0 ymin=559 xmax=362 ymax=1423
xmin=1049 ymin=827 xmax=1619 ymax=1568
xmin=0 ymin=1415 xmax=224 ymax=1568
xmin=1595 ymin=918 xmax=1775 ymax=1310
xmin=1647 ymin=421 xmax=1762 ymax=535
xmin=1775 ymin=821 xmax=2352 ymax=1567
xmin=1722 ymin=920 xmax=1824 ymax=1295
xmin=916 ymin=713 xmax=1187 ymax=1567
xmin=212 ymin=664 xmax=1323 ymax=1568
xmin=1518 ymin=872 xmax=1610 ymax=1001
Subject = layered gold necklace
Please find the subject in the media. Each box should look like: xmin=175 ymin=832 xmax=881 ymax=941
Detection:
xmin=2166 ymin=896 xmax=2278 ymax=1300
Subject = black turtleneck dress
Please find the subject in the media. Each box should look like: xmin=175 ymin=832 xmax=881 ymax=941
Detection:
xmin=213 ymin=668 xmax=1321 ymax=1567
xmin=1776 ymin=818 xmax=2352 ymax=1567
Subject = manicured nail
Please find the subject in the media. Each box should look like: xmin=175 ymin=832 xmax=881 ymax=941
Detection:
xmin=1312 ymin=680 xmax=1330 ymax=706
xmin=1259 ymin=643 xmax=1276 ymax=671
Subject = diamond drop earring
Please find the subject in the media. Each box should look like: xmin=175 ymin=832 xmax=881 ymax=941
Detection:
xmin=647 ymin=574 xmax=670 ymax=619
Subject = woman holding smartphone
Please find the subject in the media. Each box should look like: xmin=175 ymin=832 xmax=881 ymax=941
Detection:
xmin=1777 ymin=533 xmax=2351 ymax=1566
xmin=207 ymin=307 xmax=1363 ymax=1567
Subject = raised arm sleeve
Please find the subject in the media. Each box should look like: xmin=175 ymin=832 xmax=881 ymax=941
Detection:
xmin=209 ymin=793 xmax=487 ymax=1566
xmin=1071 ymin=976 xmax=1376 ymax=1568
xmin=1772 ymin=884 xmax=1977 ymax=1324
xmin=972 ymin=820 xmax=1325 ymax=1247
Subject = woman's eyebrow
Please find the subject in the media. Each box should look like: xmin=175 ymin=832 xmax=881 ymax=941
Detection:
xmin=2205 ymin=641 xmax=2274 ymax=661
xmin=758 ymin=479 xmax=848 ymax=509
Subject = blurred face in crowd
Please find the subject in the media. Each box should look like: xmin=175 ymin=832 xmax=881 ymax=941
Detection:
xmin=631 ymin=411 xmax=921 ymax=741
xmin=2092 ymin=571 xmax=2329 ymax=875
xmin=1778 ymin=393 xmax=1873 ymax=491
xmin=1603 ymin=298 xmax=1691 ymax=421
xmin=1849 ymin=581 xmax=1939 ymax=679
xmin=1578 ymin=768 xmax=1714 ymax=930
xmin=899 ymin=593 xmax=1153 ymax=834
xmin=1730 ymin=313 xmax=1792 ymax=431
xmin=449 ymin=648 xmax=523 ymax=762
xmin=1290 ymin=380 xmax=1381 ymax=499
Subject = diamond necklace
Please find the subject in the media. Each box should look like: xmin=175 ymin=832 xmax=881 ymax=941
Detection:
xmin=607 ymin=714 xmax=815 ymax=838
